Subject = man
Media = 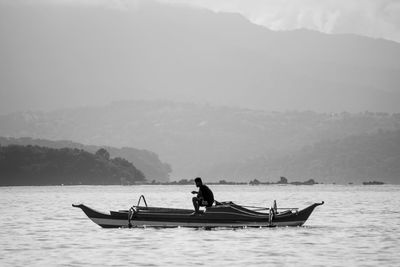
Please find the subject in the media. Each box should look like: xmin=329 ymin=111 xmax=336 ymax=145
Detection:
xmin=191 ymin=177 xmax=214 ymax=214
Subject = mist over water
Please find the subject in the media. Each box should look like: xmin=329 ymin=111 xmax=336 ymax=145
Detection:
xmin=1 ymin=185 xmax=399 ymax=266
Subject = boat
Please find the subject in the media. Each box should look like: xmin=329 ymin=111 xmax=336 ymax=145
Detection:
xmin=72 ymin=195 xmax=324 ymax=228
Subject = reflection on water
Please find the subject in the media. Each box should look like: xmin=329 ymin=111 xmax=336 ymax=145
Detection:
xmin=0 ymin=185 xmax=399 ymax=266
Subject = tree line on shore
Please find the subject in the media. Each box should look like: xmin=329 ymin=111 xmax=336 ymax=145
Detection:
xmin=0 ymin=145 xmax=145 ymax=186
xmin=146 ymin=177 xmax=384 ymax=185
xmin=147 ymin=177 xmax=318 ymax=185
xmin=0 ymin=137 xmax=171 ymax=182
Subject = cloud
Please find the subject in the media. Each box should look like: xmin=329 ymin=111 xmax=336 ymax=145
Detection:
xmin=159 ymin=0 xmax=400 ymax=43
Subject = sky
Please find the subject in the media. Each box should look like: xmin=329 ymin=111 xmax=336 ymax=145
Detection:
xmin=10 ymin=0 xmax=400 ymax=43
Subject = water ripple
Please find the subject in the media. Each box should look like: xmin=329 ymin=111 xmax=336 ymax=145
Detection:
xmin=0 ymin=185 xmax=399 ymax=266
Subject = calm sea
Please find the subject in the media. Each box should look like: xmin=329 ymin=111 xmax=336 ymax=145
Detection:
xmin=0 ymin=185 xmax=399 ymax=267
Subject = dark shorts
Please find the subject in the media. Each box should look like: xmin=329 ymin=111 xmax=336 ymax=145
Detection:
xmin=199 ymin=199 xmax=213 ymax=207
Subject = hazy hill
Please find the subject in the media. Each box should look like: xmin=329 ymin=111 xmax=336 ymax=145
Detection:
xmin=0 ymin=0 xmax=400 ymax=114
xmin=1 ymin=101 xmax=400 ymax=181
xmin=0 ymin=145 xmax=145 ymax=186
xmin=0 ymin=137 xmax=171 ymax=182
xmin=203 ymin=130 xmax=400 ymax=184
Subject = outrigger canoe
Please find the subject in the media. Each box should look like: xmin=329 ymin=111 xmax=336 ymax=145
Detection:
xmin=73 ymin=195 xmax=324 ymax=228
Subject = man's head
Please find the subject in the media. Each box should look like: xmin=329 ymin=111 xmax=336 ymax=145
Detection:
xmin=194 ymin=177 xmax=202 ymax=187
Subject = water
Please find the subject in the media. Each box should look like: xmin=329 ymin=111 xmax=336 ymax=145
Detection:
xmin=0 ymin=185 xmax=399 ymax=266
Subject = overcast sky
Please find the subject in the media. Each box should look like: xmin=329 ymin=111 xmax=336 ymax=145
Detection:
xmin=11 ymin=0 xmax=400 ymax=43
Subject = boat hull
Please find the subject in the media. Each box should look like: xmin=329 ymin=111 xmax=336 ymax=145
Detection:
xmin=73 ymin=201 xmax=323 ymax=228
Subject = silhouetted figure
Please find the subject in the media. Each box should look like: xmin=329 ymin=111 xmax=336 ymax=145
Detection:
xmin=191 ymin=177 xmax=214 ymax=214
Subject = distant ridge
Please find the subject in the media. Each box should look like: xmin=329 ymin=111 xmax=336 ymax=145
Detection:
xmin=203 ymin=130 xmax=400 ymax=184
xmin=0 ymin=0 xmax=399 ymax=114
xmin=1 ymin=100 xmax=400 ymax=183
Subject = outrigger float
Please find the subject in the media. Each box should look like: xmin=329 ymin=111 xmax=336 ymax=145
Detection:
xmin=73 ymin=195 xmax=324 ymax=228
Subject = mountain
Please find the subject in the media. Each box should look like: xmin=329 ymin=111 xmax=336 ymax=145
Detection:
xmin=0 ymin=0 xmax=400 ymax=114
xmin=0 ymin=137 xmax=171 ymax=182
xmin=203 ymin=130 xmax=400 ymax=184
xmin=1 ymin=100 xmax=400 ymax=182
xmin=0 ymin=144 xmax=146 ymax=186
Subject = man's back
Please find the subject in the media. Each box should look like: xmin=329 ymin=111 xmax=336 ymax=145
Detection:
xmin=199 ymin=184 xmax=214 ymax=205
